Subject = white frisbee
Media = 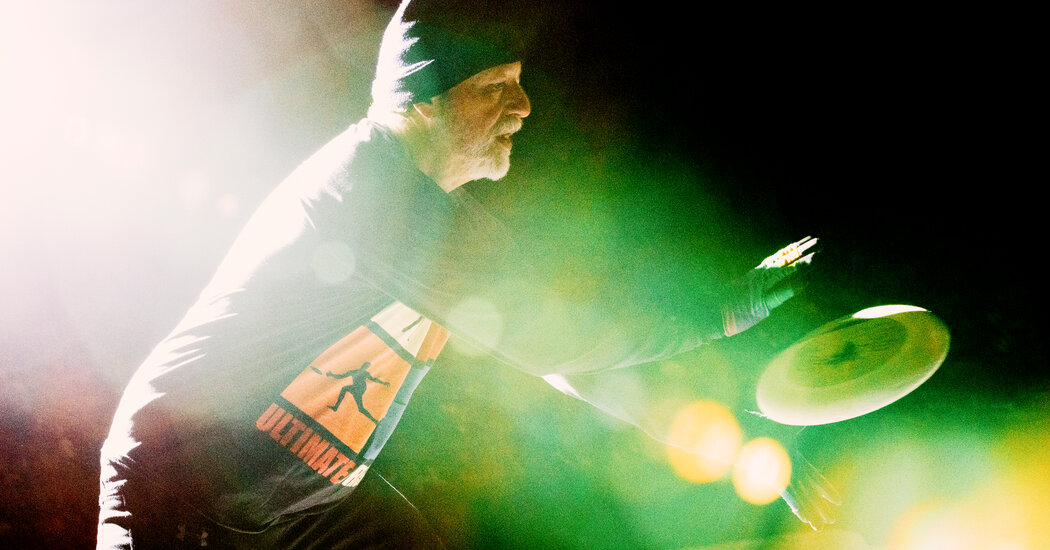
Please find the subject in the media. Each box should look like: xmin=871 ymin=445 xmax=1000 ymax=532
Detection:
xmin=756 ymin=305 xmax=950 ymax=426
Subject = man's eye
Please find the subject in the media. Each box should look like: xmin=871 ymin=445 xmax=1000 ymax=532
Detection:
xmin=487 ymin=83 xmax=505 ymax=92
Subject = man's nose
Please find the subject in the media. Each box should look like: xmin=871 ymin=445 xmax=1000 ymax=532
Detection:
xmin=504 ymin=81 xmax=531 ymax=118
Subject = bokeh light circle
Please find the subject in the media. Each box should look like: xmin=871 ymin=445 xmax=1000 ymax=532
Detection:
xmin=666 ymin=400 xmax=742 ymax=483
xmin=731 ymin=437 xmax=792 ymax=505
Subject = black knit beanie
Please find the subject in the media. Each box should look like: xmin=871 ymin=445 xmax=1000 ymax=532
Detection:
xmin=370 ymin=0 xmax=518 ymax=114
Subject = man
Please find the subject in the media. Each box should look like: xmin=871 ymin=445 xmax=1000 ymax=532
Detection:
xmin=97 ymin=1 xmax=826 ymax=548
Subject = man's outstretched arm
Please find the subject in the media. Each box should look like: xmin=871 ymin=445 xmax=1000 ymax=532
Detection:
xmin=538 ymin=237 xmax=840 ymax=528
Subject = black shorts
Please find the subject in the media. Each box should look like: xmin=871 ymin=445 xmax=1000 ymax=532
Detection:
xmin=96 ymin=461 xmax=445 ymax=549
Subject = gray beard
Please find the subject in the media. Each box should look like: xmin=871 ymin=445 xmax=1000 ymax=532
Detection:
xmin=432 ymin=117 xmax=513 ymax=183
xmin=460 ymin=139 xmax=510 ymax=182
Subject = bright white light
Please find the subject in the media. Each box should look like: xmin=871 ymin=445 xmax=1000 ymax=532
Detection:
xmin=853 ymin=304 xmax=927 ymax=319
xmin=177 ymin=171 xmax=211 ymax=209
xmin=666 ymin=400 xmax=742 ymax=483
xmin=216 ymin=193 xmax=241 ymax=219
xmin=542 ymin=374 xmax=583 ymax=400
xmin=731 ymin=437 xmax=792 ymax=505
xmin=311 ymin=240 xmax=357 ymax=285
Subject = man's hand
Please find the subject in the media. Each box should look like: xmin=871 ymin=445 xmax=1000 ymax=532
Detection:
xmin=722 ymin=236 xmax=819 ymax=337
xmin=779 ymin=445 xmax=841 ymax=530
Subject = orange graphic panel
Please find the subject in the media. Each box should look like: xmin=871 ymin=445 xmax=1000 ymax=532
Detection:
xmin=281 ymin=326 xmax=411 ymax=453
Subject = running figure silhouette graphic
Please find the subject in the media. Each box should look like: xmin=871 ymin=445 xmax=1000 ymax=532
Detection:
xmin=310 ymin=363 xmax=391 ymax=423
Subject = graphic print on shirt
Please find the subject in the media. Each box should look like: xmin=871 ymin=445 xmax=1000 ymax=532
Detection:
xmin=310 ymin=362 xmax=391 ymax=422
xmin=279 ymin=302 xmax=447 ymax=454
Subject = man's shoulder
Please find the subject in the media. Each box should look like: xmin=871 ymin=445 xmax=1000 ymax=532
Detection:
xmin=312 ymin=119 xmax=398 ymax=168
xmin=278 ymin=119 xmax=410 ymax=194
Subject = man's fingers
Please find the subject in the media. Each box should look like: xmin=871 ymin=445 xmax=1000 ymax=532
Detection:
xmin=803 ymin=460 xmax=842 ymax=506
xmin=816 ymin=503 xmax=836 ymax=527
xmin=821 ymin=484 xmax=843 ymax=506
xmin=777 ymin=452 xmax=843 ymax=531
xmin=724 ymin=236 xmax=821 ymax=336
xmin=757 ymin=236 xmax=819 ymax=269
xmin=796 ymin=236 xmax=819 ymax=254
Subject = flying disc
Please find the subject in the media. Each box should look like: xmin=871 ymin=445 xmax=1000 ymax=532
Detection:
xmin=756 ymin=305 xmax=950 ymax=426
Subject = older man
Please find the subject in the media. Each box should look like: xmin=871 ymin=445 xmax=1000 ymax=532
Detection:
xmin=97 ymin=1 xmax=819 ymax=548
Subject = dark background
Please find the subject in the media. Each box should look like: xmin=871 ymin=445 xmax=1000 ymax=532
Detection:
xmin=1 ymin=1 xmax=1043 ymax=548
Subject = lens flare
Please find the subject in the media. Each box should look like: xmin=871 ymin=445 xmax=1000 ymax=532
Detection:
xmin=447 ymin=296 xmax=504 ymax=357
xmin=311 ymin=240 xmax=357 ymax=285
xmin=885 ymin=419 xmax=1050 ymax=549
xmin=666 ymin=400 xmax=742 ymax=483
xmin=731 ymin=437 xmax=792 ymax=505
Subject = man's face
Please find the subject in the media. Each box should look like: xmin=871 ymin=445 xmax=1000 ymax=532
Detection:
xmin=432 ymin=61 xmax=531 ymax=182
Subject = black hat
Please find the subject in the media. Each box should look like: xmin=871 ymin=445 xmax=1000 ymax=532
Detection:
xmin=371 ymin=0 xmax=518 ymax=114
